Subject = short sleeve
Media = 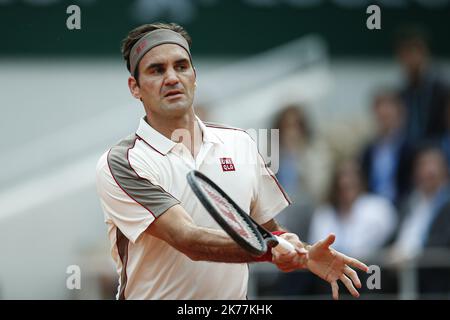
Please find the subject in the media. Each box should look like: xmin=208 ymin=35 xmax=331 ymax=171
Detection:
xmin=96 ymin=142 xmax=180 ymax=243
xmin=248 ymin=136 xmax=292 ymax=225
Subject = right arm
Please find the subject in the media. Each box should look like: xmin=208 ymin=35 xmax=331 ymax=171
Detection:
xmin=97 ymin=148 xmax=261 ymax=264
xmin=146 ymin=204 xmax=260 ymax=263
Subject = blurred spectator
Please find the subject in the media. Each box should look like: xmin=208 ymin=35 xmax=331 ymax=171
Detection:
xmin=392 ymin=145 xmax=450 ymax=260
xmin=360 ymin=90 xmax=413 ymax=207
xmin=308 ymin=160 xmax=397 ymax=260
xmin=395 ymin=26 xmax=449 ymax=144
xmin=273 ymin=104 xmax=333 ymax=205
xmin=390 ymin=145 xmax=450 ymax=295
xmin=438 ymin=95 xmax=450 ymax=169
xmin=266 ymin=105 xmax=334 ymax=297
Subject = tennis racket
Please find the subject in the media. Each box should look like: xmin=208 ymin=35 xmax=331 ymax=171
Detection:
xmin=186 ymin=170 xmax=295 ymax=257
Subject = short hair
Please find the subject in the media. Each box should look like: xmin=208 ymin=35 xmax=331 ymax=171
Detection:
xmin=121 ymin=22 xmax=192 ymax=82
xmin=272 ymin=104 xmax=313 ymax=143
xmin=326 ymin=159 xmax=367 ymax=211
xmin=412 ymin=141 xmax=446 ymax=167
xmin=372 ymin=89 xmax=403 ymax=110
xmin=394 ymin=25 xmax=430 ymax=52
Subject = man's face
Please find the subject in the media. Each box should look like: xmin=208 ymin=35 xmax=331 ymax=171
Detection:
xmin=337 ymin=162 xmax=362 ymax=206
xmin=131 ymin=43 xmax=196 ymax=117
xmin=374 ymin=98 xmax=403 ymax=134
xmin=396 ymin=42 xmax=427 ymax=78
xmin=415 ymin=151 xmax=448 ymax=195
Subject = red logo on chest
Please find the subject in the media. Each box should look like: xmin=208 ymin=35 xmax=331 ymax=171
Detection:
xmin=220 ymin=158 xmax=235 ymax=172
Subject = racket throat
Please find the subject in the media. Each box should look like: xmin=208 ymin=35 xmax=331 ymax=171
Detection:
xmin=265 ymin=237 xmax=279 ymax=248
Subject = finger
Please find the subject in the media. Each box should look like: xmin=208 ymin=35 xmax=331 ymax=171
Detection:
xmin=273 ymin=251 xmax=297 ymax=263
xmin=344 ymin=265 xmax=361 ymax=288
xmin=276 ymin=256 xmax=304 ymax=270
xmin=322 ymin=233 xmax=336 ymax=249
xmin=344 ymin=256 xmax=369 ymax=272
xmin=331 ymin=281 xmax=339 ymax=300
xmin=340 ymin=274 xmax=360 ymax=298
xmin=295 ymin=247 xmax=308 ymax=255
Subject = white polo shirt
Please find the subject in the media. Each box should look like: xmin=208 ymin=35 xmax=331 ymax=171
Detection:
xmin=95 ymin=116 xmax=291 ymax=300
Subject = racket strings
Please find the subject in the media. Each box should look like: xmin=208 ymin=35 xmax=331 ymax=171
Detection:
xmin=199 ymin=180 xmax=262 ymax=250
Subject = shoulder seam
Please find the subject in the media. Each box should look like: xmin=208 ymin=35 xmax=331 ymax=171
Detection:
xmin=204 ymin=122 xmax=246 ymax=132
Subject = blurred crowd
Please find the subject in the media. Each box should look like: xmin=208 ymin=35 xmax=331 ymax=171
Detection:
xmin=189 ymin=27 xmax=450 ymax=299
xmin=258 ymin=27 xmax=450 ymax=298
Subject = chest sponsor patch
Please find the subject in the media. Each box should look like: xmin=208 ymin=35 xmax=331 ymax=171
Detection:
xmin=220 ymin=157 xmax=235 ymax=172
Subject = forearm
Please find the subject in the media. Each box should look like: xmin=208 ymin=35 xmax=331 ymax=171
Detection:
xmin=180 ymin=225 xmax=260 ymax=263
xmin=148 ymin=205 xmax=266 ymax=263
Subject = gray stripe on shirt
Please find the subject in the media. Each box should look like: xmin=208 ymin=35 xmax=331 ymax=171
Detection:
xmin=107 ymin=134 xmax=180 ymax=218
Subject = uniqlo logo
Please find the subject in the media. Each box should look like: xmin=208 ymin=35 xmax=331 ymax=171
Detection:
xmin=220 ymin=158 xmax=235 ymax=172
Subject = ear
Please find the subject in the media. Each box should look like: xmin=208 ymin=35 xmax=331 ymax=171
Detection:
xmin=128 ymin=76 xmax=141 ymax=100
xmin=193 ymin=67 xmax=197 ymax=88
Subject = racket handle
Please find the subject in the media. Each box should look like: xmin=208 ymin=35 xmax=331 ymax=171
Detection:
xmin=272 ymin=235 xmax=295 ymax=254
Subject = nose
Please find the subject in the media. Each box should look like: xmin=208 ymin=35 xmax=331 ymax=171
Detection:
xmin=164 ymin=67 xmax=180 ymax=87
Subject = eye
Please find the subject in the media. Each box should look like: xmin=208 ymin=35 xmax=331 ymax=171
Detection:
xmin=154 ymin=67 xmax=164 ymax=74
xmin=149 ymin=66 xmax=164 ymax=75
xmin=176 ymin=64 xmax=188 ymax=71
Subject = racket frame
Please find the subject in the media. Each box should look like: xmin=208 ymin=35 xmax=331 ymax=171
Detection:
xmin=187 ymin=170 xmax=279 ymax=256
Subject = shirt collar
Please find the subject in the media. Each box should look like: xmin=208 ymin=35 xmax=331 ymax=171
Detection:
xmin=196 ymin=115 xmax=223 ymax=145
xmin=135 ymin=116 xmax=222 ymax=155
xmin=136 ymin=117 xmax=177 ymax=155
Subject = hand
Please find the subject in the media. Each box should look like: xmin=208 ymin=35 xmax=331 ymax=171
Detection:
xmin=306 ymin=234 xmax=369 ymax=300
xmin=272 ymin=233 xmax=308 ymax=272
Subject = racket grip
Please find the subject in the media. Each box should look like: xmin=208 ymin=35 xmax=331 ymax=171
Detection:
xmin=272 ymin=235 xmax=295 ymax=254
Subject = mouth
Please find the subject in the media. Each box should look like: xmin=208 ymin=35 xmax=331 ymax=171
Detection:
xmin=164 ymin=90 xmax=184 ymax=98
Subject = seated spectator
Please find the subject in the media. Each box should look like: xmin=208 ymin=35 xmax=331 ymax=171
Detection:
xmin=390 ymin=145 xmax=450 ymax=295
xmin=360 ymin=90 xmax=413 ymax=207
xmin=392 ymin=145 xmax=450 ymax=260
xmin=309 ymin=160 xmax=397 ymax=260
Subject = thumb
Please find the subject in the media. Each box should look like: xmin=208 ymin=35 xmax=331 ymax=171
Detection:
xmin=322 ymin=233 xmax=335 ymax=248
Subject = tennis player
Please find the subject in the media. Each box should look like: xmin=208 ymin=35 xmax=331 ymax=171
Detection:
xmin=95 ymin=22 xmax=368 ymax=300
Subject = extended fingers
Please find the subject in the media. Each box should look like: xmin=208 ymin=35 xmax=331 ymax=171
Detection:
xmin=340 ymin=274 xmax=360 ymax=298
xmin=344 ymin=265 xmax=361 ymax=288
xmin=331 ymin=281 xmax=339 ymax=300
xmin=344 ymin=255 xmax=369 ymax=272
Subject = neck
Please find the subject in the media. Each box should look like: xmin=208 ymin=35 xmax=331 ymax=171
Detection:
xmin=146 ymin=109 xmax=202 ymax=157
xmin=409 ymin=62 xmax=429 ymax=86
